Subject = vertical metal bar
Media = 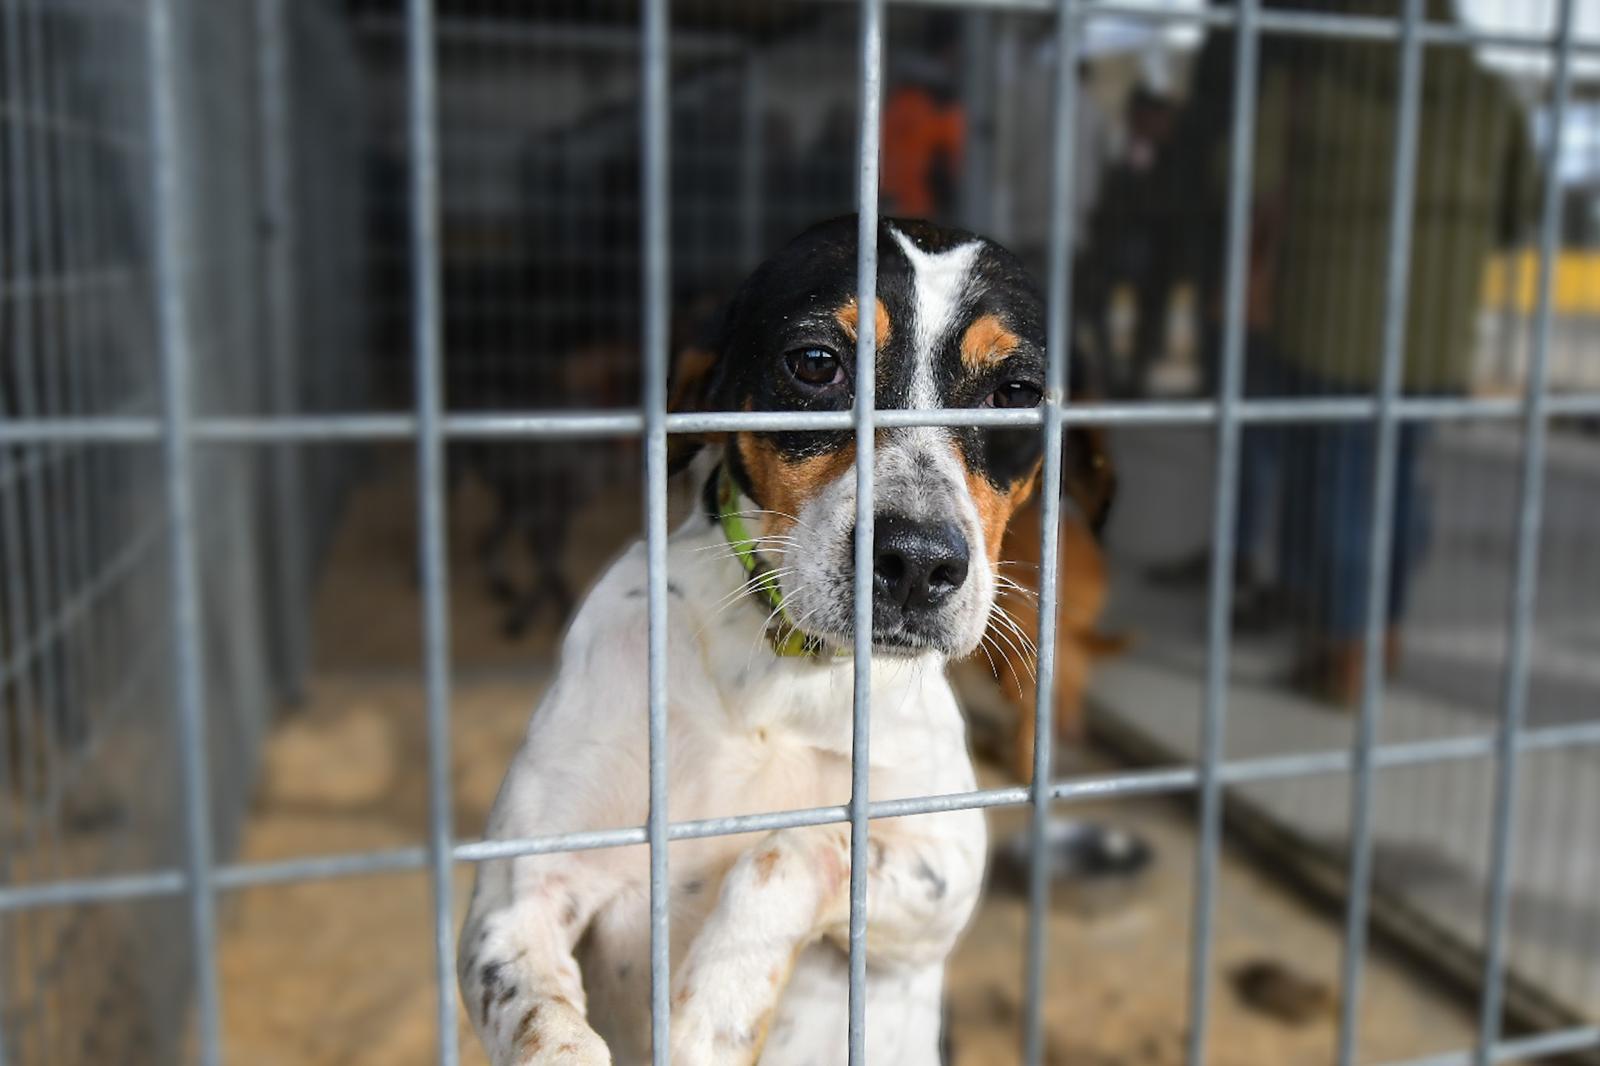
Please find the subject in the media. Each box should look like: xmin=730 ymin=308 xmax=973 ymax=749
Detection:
xmin=1334 ymin=3 xmax=1425 ymax=1062
xmin=847 ymin=0 xmax=883 ymax=1061
xmin=1476 ymin=1 xmax=1576 ymax=1060
xmin=255 ymin=0 xmax=309 ymax=704
xmin=17 ymin=23 xmax=72 ymax=1055
xmin=1022 ymin=1 xmax=1077 ymax=1062
xmin=0 ymin=277 xmax=22 ymax=1066
xmin=1185 ymin=3 xmax=1259 ymax=1063
xmin=147 ymin=0 xmax=222 ymax=1060
xmin=404 ymin=0 xmax=458 ymax=1061
xmin=0 ymin=3 xmax=41 ymax=1050
xmin=641 ymin=0 xmax=672 ymax=1062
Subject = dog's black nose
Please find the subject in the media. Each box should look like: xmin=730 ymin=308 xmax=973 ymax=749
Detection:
xmin=871 ymin=515 xmax=970 ymax=611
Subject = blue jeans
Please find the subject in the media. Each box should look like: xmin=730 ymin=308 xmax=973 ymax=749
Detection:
xmin=1234 ymin=339 xmax=1297 ymax=576
xmin=1278 ymin=394 xmax=1433 ymax=639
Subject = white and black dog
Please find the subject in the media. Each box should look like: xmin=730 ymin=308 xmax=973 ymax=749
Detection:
xmin=460 ymin=217 xmax=1052 ymax=1066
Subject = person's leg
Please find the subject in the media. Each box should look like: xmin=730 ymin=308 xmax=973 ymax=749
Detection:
xmin=1234 ymin=340 xmax=1289 ymax=578
xmin=1297 ymin=419 xmax=1373 ymax=705
xmin=1385 ymin=422 xmax=1431 ymax=672
xmin=1131 ymin=241 xmax=1171 ymax=395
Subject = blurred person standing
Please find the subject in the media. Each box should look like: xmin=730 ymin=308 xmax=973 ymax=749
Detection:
xmin=1146 ymin=6 xmax=1294 ymax=613
xmin=1005 ymin=47 xmax=1116 ymax=389
xmin=1087 ymin=85 xmax=1183 ymax=397
xmin=1252 ymin=0 xmax=1538 ymax=703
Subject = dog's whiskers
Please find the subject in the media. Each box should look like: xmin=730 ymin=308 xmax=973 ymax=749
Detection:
xmin=985 ymin=604 xmax=1039 ymax=685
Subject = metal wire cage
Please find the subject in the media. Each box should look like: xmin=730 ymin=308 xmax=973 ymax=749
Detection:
xmin=2 ymin=1 xmax=1600 ymax=1065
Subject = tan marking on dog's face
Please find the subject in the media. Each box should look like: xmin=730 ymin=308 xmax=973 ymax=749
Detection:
xmin=735 ymin=434 xmax=856 ymax=539
xmin=834 ymin=296 xmax=892 ymax=348
xmin=958 ymin=313 xmax=1020 ymax=372
xmin=963 ymin=459 xmax=1042 ymax=567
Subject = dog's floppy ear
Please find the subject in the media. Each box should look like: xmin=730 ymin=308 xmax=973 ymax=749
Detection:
xmin=1063 ymin=342 xmax=1117 ymax=538
xmin=1065 ymin=425 xmax=1116 ymax=538
xmin=666 ymin=292 xmax=731 ymax=475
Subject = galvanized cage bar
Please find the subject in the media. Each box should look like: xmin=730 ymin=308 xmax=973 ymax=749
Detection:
xmin=1477 ymin=0 xmax=1580 ymax=1061
xmin=1185 ymin=1 xmax=1260 ymax=1062
xmin=8 ymin=391 xmax=1600 ymax=449
xmin=3 ymin=715 xmax=1600 ymax=910
xmin=146 ymin=0 xmax=222 ymax=1060
xmin=1336 ymin=1 xmax=1427 ymax=1061
xmin=847 ymin=2 xmax=884 ymax=1060
xmin=402 ymin=0 xmax=458 ymax=1061
xmin=1022 ymin=0 xmax=1079 ymax=1062
xmin=641 ymin=0 xmax=673 ymax=1061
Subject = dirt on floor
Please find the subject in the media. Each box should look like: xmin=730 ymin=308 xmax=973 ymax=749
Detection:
xmin=215 ymin=457 xmax=1488 ymax=1065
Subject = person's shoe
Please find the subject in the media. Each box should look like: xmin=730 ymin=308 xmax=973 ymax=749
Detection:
xmin=1321 ymin=640 xmax=1364 ymax=709
xmin=1289 ymin=638 xmax=1362 ymax=710
xmin=1385 ymin=628 xmax=1402 ymax=676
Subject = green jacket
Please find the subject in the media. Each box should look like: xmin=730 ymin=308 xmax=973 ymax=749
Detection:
xmin=1246 ymin=28 xmax=1538 ymax=391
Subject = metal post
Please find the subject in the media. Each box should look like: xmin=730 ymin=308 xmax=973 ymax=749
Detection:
xmin=1185 ymin=2 xmax=1260 ymax=1063
xmin=1022 ymin=0 xmax=1077 ymax=1062
xmin=1476 ymin=1 xmax=1577 ymax=1061
xmin=404 ymin=0 xmax=458 ymax=1061
xmin=0 ymin=1 xmax=45 ymax=1054
xmin=147 ymin=0 xmax=222 ymax=1060
xmin=847 ymin=0 xmax=884 ymax=1061
xmin=255 ymin=0 xmax=310 ymax=704
xmin=641 ymin=0 xmax=673 ymax=1062
xmin=1335 ymin=1 xmax=1425 ymax=1061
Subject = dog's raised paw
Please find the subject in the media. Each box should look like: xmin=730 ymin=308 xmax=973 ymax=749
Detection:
xmin=511 ymin=1002 xmax=612 ymax=1066
xmin=517 ymin=1025 xmax=611 ymax=1066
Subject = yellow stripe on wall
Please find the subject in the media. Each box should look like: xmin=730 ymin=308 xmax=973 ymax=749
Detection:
xmin=1482 ymin=250 xmax=1600 ymax=315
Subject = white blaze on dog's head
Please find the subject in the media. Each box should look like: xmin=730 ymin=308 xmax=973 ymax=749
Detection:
xmin=687 ymin=216 xmax=1049 ymax=660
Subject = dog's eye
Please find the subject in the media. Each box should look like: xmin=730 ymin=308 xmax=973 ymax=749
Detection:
xmin=983 ymin=382 xmax=1043 ymax=409
xmin=785 ymin=347 xmax=845 ymax=389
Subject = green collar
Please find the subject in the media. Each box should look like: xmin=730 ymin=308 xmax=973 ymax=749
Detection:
xmin=716 ymin=466 xmax=833 ymax=659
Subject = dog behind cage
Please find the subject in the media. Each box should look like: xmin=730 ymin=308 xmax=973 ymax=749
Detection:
xmin=4 ymin=1 xmax=1600 ymax=1065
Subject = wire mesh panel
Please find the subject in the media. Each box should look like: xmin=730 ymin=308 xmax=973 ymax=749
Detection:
xmin=0 ymin=1 xmax=1599 ymax=1066
xmin=0 ymin=0 xmax=362 ymax=1062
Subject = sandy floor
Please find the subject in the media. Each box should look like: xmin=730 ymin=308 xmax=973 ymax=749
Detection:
xmin=214 ymin=458 xmax=1487 ymax=1065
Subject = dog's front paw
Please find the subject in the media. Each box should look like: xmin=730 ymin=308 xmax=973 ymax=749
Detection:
xmin=510 ymin=1000 xmax=612 ymax=1066
xmin=669 ymin=1002 xmax=764 ymax=1066
xmin=517 ymin=1027 xmax=610 ymax=1066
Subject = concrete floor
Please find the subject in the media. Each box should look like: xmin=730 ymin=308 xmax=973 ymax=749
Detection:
xmin=213 ymin=457 xmax=1491 ymax=1065
xmin=1095 ymin=427 xmax=1600 ymax=1025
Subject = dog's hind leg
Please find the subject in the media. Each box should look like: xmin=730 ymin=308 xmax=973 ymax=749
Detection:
xmin=459 ymin=859 xmax=619 ymax=1066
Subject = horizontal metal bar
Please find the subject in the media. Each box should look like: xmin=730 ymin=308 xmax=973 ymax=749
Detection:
xmin=195 ymin=414 xmax=416 ymax=441
xmin=1384 ymin=1026 xmax=1600 ymax=1066
xmin=0 ymin=871 xmax=187 ymax=910
xmin=877 ymin=0 xmax=1600 ymax=55
xmin=0 ymin=522 xmax=164 ymax=689
xmin=210 ymin=847 xmax=430 ymax=889
xmin=0 ymin=265 xmax=143 ymax=301
xmin=351 ymin=13 xmax=745 ymax=57
xmin=0 ymin=418 xmax=164 ymax=444
xmin=6 ymin=721 xmax=1598 ymax=914
xmin=5 ymin=394 xmax=1598 ymax=445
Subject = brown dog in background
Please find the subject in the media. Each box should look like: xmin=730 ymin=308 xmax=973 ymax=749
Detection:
xmin=984 ymin=420 xmax=1126 ymax=782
